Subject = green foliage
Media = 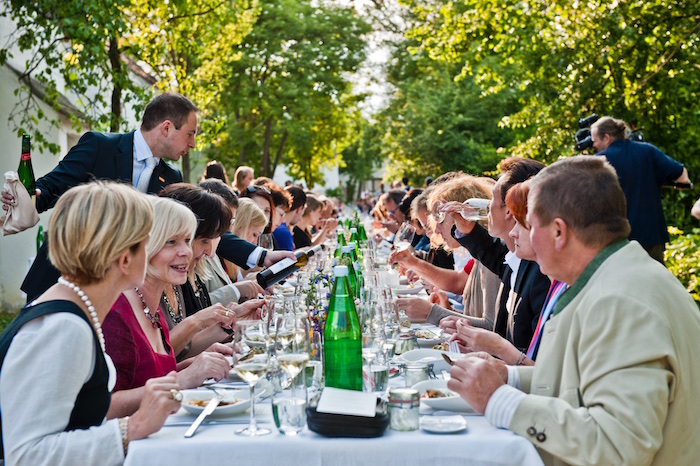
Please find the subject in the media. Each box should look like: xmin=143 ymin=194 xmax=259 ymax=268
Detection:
xmin=401 ymin=0 xmax=700 ymax=229
xmin=666 ymin=227 xmax=700 ymax=305
xmin=200 ymin=0 xmax=370 ymax=187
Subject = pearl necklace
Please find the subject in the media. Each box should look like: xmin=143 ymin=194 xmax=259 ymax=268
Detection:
xmin=58 ymin=277 xmax=106 ymax=352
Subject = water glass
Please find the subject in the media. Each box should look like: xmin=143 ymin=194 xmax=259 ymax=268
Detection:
xmin=272 ymin=387 xmax=307 ymax=436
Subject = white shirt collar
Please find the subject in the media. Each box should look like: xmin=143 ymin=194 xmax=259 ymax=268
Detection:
xmin=134 ymin=129 xmax=158 ymax=163
xmin=504 ymin=250 xmax=522 ymax=290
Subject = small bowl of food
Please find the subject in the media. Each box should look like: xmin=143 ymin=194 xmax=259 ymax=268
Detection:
xmin=412 ymin=380 xmax=474 ymax=413
xmin=181 ymin=389 xmax=250 ymax=416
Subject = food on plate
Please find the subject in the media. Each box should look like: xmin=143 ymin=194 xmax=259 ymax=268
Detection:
xmin=415 ymin=329 xmax=436 ymax=339
xmin=400 ymin=319 xmax=412 ymax=328
xmin=432 ymin=342 xmax=448 ymax=351
xmin=186 ymin=398 xmax=243 ymax=407
xmin=421 ymin=388 xmax=457 ymax=399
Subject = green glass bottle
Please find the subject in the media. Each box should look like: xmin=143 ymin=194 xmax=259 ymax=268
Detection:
xmin=340 ymin=245 xmax=359 ymax=298
xmin=349 ymin=227 xmax=359 ymax=245
xmin=344 ymin=217 xmax=352 ymax=230
xmin=333 ymin=226 xmax=346 ymax=259
xmin=323 ymin=265 xmax=363 ymax=391
xmin=358 ymin=223 xmax=368 ymax=246
xmin=17 ymin=134 xmax=36 ymax=198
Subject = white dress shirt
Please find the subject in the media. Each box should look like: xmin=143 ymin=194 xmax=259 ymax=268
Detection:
xmin=132 ymin=129 xmax=160 ymax=190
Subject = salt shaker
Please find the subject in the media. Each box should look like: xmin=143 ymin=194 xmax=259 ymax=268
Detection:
xmin=388 ymin=388 xmax=420 ymax=431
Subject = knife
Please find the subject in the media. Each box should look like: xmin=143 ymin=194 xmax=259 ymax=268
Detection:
xmin=184 ymin=396 xmax=221 ymax=438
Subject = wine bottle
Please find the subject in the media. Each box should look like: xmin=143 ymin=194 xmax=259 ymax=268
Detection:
xmin=323 ymin=265 xmax=363 ymax=391
xmin=256 ymin=245 xmax=321 ymax=288
xmin=17 ymin=134 xmax=36 ymax=198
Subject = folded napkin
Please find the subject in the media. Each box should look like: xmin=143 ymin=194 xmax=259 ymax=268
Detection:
xmin=1 ymin=171 xmax=39 ymax=236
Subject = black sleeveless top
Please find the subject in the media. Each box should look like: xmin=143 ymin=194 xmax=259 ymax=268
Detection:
xmin=0 ymin=301 xmax=110 ymax=459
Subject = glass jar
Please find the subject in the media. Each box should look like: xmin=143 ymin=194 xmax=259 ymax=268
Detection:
xmin=404 ymin=362 xmax=430 ymax=387
xmin=388 ymin=388 xmax=420 ymax=431
xmin=394 ymin=331 xmax=415 ymax=355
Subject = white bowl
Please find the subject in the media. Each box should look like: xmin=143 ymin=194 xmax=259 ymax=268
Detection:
xmin=181 ymin=388 xmax=252 ymax=416
xmin=390 ymin=283 xmax=424 ymax=295
xmin=394 ymin=348 xmax=450 ymax=373
xmin=412 ymin=379 xmax=474 ymax=413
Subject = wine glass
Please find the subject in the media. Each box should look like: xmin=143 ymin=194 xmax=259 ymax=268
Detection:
xmin=432 ymin=199 xmax=447 ymax=224
xmin=258 ymin=233 xmax=274 ymax=250
xmin=232 ymin=321 xmax=271 ymax=436
xmin=275 ymin=314 xmax=309 ymax=399
xmin=460 ymin=198 xmax=490 ymax=222
xmin=393 ymin=223 xmax=416 ymax=252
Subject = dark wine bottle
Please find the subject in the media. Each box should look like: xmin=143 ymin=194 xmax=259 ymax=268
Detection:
xmin=17 ymin=134 xmax=36 ymax=198
xmin=256 ymin=245 xmax=321 ymax=288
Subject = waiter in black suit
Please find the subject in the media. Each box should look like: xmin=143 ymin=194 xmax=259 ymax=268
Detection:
xmin=2 ymin=92 xmax=293 ymax=302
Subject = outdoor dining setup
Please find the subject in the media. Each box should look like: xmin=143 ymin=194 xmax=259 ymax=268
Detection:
xmin=121 ymin=215 xmax=544 ymax=466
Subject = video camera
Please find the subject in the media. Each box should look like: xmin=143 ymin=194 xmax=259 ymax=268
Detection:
xmin=574 ymin=114 xmax=644 ymax=151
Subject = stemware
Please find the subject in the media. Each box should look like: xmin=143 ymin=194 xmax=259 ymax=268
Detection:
xmin=232 ymin=320 xmax=271 ymax=436
xmin=393 ymin=223 xmax=416 ymax=252
xmin=257 ymin=233 xmax=275 ymax=250
xmin=273 ymin=314 xmax=310 ymax=434
xmin=459 ymin=198 xmax=490 ymax=222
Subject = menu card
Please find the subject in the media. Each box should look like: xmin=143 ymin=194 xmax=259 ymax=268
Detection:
xmin=316 ymin=388 xmax=377 ymax=418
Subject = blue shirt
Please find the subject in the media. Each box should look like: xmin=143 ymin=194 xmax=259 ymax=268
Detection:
xmin=272 ymin=223 xmax=295 ymax=251
xmin=597 ymin=139 xmax=684 ymax=246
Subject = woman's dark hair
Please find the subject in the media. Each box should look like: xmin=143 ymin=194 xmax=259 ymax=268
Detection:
xmin=203 ymin=160 xmax=229 ymax=185
xmin=399 ymin=188 xmax=424 ymax=220
xmin=158 ymin=183 xmax=232 ymax=239
xmin=199 ymin=178 xmax=238 ymax=208
xmin=262 ymin=182 xmax=292 ymax=211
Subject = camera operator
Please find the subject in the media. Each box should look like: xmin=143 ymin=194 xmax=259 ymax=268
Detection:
xmin=590 ymin=116 xmax=690 ymax=264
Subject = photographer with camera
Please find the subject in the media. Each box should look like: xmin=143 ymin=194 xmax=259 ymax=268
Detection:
xmin=588 ymin=116 xmax=690 ymax=264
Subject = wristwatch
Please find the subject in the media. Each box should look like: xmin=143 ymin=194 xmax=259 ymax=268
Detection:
xmin=257 ymin=249 xmax=267 ymax=267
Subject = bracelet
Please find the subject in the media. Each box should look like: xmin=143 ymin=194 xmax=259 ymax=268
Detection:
xmin=257 ymin=249 xmax=267 ymax=267
xmin=515 ymin=352 xmax=526 ymax=366
xmin=119 ymin=416 xmax=130 ymax=456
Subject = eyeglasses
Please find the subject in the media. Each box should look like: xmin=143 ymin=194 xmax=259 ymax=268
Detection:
xmin=246 ymin=185 xmax=271 ymax=195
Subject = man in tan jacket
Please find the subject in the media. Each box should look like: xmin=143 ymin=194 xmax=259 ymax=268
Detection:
xmin=447 ymin=156 xmax=700 ymax=466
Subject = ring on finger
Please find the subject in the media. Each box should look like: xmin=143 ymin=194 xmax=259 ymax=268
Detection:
xmin=170 ymin=388 xmax=183 ymax=402
xmin=225 ymin=310 xmax=230 ymax=317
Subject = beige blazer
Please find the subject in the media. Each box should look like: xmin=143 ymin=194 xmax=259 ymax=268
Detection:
xmin=510 ymin=242 xmax=700 ymax=466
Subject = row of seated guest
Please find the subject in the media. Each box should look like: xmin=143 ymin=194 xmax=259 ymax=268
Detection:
xmin=0 ymin=182 xmax=182 ymax=465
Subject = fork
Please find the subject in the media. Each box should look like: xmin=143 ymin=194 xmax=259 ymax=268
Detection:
xmin=448 ymin=340 xmax=460 ymax=356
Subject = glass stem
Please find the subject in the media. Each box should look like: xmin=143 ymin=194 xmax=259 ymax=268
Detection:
xmin=248 ymin=383 xmax=257 ymax=432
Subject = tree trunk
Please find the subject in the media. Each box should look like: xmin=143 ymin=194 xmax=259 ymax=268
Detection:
xmin=108 ymin=34 xmax=122 ymax=132
xmin=235 ymin=109 xmax=245 ymax=164
xmin=261 ymin=116 xmax=272 ymax=177
xmin=271 ymin=130 xmax=288 ymax=176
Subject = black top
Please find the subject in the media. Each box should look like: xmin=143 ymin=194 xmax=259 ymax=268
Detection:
xmin=427 ymin=245 xmax=454 ymax=270
xmin=293 ymin=226 xmax=312 ymax=249
xmin=452 ymin=223 xmax=550 ymax=351
xmin=0 ymin=301 xmax=110 ymax=458
xmin=181 ymin=274 xmax=213 ymax=317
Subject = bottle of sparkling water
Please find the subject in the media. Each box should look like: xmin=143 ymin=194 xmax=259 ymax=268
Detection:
xmin=340 ymin=245 xmax=359 ymax=298
xmin=323 ymin=266 xmax=363 ymax=391
xmin=17 ymin=134 xmax=36 ymax=198
xmin=333 ymin=226 xmax=346 ymax=259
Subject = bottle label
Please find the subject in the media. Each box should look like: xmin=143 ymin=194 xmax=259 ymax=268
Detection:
xmin=268 ymin=257 xmax=297 ymax=275
xmin=21 ymin=152 xmax=31 ymax=161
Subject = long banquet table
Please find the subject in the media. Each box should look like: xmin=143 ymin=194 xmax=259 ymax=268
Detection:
xmin=125 ymin=381 xmax=544 ymax=466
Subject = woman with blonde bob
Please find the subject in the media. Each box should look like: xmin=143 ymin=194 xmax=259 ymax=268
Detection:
xmin=103 ymin=197 xmax=232 ymax=419
xmin=223 ymin=198 xmax=268 ymax=282
xmin=0 ymin=182 xmax=181 ymax=465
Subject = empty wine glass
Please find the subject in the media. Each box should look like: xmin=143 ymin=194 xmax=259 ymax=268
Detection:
xmin=393 ymin=223 xmax=416 ymax=252
xmin=232 ymin=321 xmax=271 ymax=436
xmin=258 ymin=233 xmax=274 ymax=250
xmin=432 ymin=199 xmax=447 ymax=224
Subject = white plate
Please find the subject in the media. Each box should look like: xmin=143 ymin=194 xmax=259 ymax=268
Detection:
xmin=412 ymin=380 xmax=474 ymax=413
xmin=390 ymin=283 xmax=424 ymax=295
xmin=394 ymin=349 xmax=451 ymax=373
xmin=414 ymin=328 xmax=443 ymax=348
xmin=420 ymin=415 xmax=467 ymax=434
xmin=181 ymin=380 xmax=272 ymax=416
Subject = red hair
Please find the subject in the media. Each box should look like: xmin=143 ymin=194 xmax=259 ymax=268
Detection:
xmin=505 ymin=181 xmax=530 ymax=228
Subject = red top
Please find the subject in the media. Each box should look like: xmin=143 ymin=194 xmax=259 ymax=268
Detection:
xmin=103 ymin=293 xmax=176 ymax=391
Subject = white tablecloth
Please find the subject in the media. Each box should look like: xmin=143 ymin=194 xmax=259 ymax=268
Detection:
xmin=125 ymin=397 xmax=543 ymax=466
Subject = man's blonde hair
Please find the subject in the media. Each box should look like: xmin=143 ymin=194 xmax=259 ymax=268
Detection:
xmin=49 ymin=181 xmax=153 ymax=285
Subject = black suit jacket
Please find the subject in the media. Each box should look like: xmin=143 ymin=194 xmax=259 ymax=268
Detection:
xmin=22 ymin=131 xmax=183 ymax=302
xmin=453 ymin=224 xmax=550 ymax=352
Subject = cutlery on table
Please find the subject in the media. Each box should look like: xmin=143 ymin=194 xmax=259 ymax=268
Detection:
xmin=184 ymin=389 xmax=224 ymax=438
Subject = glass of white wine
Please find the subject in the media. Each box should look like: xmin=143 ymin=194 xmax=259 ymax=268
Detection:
xmin=232 ymin=320 xmax=271 ymax=436
xmin=460 ymin=198 xmax=490 ymax=222
xmin=273 ymin=315 xmax=309 ymax=435
xmin=393 ymin=223 xmax=416 ymax=253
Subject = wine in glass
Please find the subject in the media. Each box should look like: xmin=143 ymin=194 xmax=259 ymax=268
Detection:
xmin=460 ymin=198 xmax=490 ymax=222
xmin=257 ymin=233 xmax=275 ymax=251
xmin=232 ymin=321 xmax=271 ymax=436
xmin=273 ymin=315 xmax=309 ymax=435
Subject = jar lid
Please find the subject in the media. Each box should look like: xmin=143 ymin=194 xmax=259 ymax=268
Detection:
xmin=388 ymin=388 xmax=419 ymax=403
xmin=404 ymin=362 xmax=428 ymax=370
